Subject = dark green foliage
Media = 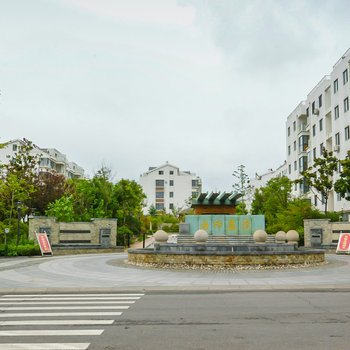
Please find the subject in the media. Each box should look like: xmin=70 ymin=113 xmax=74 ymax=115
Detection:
xmin=117 ymin=226 xmax=134 ymax=247
xmin=300 ymin=150 xmax=338 ymax=214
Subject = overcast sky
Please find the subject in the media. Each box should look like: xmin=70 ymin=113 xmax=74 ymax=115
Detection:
xmin=1 ymin=0 xmax=350 ymax=192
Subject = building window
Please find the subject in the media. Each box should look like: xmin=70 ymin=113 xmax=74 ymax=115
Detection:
xmin=320 ymin=143 xmax=324 ymax=154
xmin=287 ymin=127 xmax=290 ymax=136
xmin=192 ymin=179 xmax=199 ymax=187
xmin=293 ymin=121 xmax=296 ymax=131
xmin=313 ymin=147 xmax=316 ymax=160
xmin=169 ymin=170 xmax=174 ymax=175
xmin=169 ymin=192 xmax=173 ymax=198
xmin=12 ymin=144 xmax=17 ymax=152
xmin=288 ymin=145 xmax=291 ymax=155
xmin=306 ymin=107 xmax=309 ymax=116
xmin=169 ymin=180 xmax=174 ymax=186
xmin=299 ymin=156 xmax=308 ymax=172
xmin=334 ymin=79 xmax=339 ymax=93
xmin=288 ymin=164 xmax=291 ymax=174
xmin=319 ymin=118 xmax=323 ymax=131
xmin=314 ymin=195 xmax=318 ymax=206
xmin=335 ymin=132 xmax=340 ymax=146
xmin=293 ymin=141 xmax=296 ymax=151
xmin=294 ymin=161 xmax=297 ymax=171
xmin=337 ymin=193 xmax=342 ymax=201
xmin=344 ymin=97 xmax=349 ymax=113
xmin=169 ymin=203 xmax=174 ymax=210
xmin=312 ymin=101 xmax=316 ymax=114
xmin=158 ymin=170 xmax=164 ymax=175
xmin=155 ymin=191 xmax=164 ymax=198
xmin=345 ymin=126 xmax=350 ymax=141
xmin=155 ymin=179 xmax=164 ymax=187
xmin=343 ymin=69 xmax=349 ymax=85
xmin=312 ymin=124 xmax=316 ymax=136
xmin=156 ymin=203 xmax=164 ymax=210
xmin=294 ymin=183 xmax=297 ymax=191
xmin=334 ymin=105 xmax=339 ymax=119
xmin=318 ymin=94 xmax=322 ymax=108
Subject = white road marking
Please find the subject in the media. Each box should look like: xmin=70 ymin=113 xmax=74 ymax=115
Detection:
xmin=0 ymin=343 xmax=90 ymax=349
xmin=0 ymin=301 xmax=135 ymax=305
xmin=0 ymin=330 xmax=104 ymax=336
xmin=0 ymin=311 xmax=123 ymax=317
xmin=1 ymin=294 xmax=144 ymax=297
xmin=0 ymin=297 xmax=140 ymax=301
xmin=0 ymin=306 xmax=129 ymax=310
xmin=0 ymin=320 xmax=114 ymax=326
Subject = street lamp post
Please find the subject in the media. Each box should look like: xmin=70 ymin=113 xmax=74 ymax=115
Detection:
xmin=16 ymin=201 xmax=22 ymax=246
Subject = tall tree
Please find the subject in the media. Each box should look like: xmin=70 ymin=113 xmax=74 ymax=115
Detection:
xmin=334 ymin=150 xmax=350 ymax=200
xmin=251 ymin=176 xmax=292 ymax=233
xmin=232 ymin=164 xmax=251 ymax=214
xmin=300 ymin=150 xmax=338 ymax=214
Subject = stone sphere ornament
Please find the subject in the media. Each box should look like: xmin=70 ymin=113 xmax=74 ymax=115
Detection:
xmin=253 ymin=229 xmax=268 ymax=243
xmin=275 ymin=231 xmax=286 ymax=244
xmin=286 ymin=230 xmax=299 ymax=245
xmin=194 ymin=229 xmax=209 ymax=243
xmin=154 ymin=230 xmax=168 ymax=243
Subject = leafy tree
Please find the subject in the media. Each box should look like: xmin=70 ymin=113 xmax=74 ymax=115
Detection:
xmin=45 ymin=195 xmax=75 ymax=222
xmin=251 ymin=176 xmax=292 ymax=233
xmin=31 ymin=171 xmax=67 ymax=215
xmin=0 ymin=139 xmax=39 ymax=223
xmin=334 ymin=150 xmax=350 ymax=200
xmin=113 ymin=179 xmax=145 ymax=228
xmin=232 ymin=164 xmax=252 ymax=213
xmin=300 ymin=150 xmax=338 ymax=214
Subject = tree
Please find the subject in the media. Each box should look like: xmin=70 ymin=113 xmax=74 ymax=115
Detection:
xmin=0 ymin=139 xmax=39 ymax=222
xmin=334 ymin=150 xmax=350 ymax=200
xmin=251 ymin=176 xmax=292 ymax=233
xmin=232 ymin=165 xmax=252 ymax=214
xmin=300 ymin=150 xmax=338 ymax=214
xmin=31 ymin=171 xmax=67 ymax=215
xmin=45 ymin=195 xmax=75 ymax=222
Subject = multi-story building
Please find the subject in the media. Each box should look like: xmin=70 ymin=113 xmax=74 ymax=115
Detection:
xmin=0 ymin=139 xmax=84 ymax=179
xmin=285 ymin=48 xmax=350 ymax=213
xmin=252 ymin=49 xmax=350 ymax=215
xmin=139 ymin=162 xmax=202 ymax=214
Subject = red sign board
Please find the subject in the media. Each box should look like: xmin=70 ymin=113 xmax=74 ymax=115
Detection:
xmin=36 ymin=232 xmax=53 ymax=256
xmin=336 ymin=232 xmax=350 ymax=254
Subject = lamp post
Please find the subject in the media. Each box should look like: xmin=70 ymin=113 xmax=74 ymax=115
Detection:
xmin=16 ymin=201 xmax=22 ymax=246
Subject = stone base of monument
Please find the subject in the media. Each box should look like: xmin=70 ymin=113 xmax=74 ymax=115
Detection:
xmin=128 ymin=243 xmax=324 ymax=267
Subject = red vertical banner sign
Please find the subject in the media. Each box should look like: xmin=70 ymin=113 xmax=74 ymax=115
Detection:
xmin=336 ymin=232 xmax=350 ymax=254
xmin=36 ymin=232 xmax=53 ymax=256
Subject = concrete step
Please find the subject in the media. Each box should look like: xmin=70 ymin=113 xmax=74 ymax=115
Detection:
xmin=177 ymin=234 xmax=275 ymax=245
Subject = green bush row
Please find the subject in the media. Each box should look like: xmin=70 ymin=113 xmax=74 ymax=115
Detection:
xmin=0 ymin=242 xmax=41 ymax=257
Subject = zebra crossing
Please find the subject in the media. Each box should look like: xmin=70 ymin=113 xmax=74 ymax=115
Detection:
xmin=0 ymin=293 xmax=144 ymax=349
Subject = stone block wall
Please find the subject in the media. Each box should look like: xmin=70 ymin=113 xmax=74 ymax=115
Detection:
xmin=304 ymin=219 xmax=350 ymax=248
xmin=29 ymin=217 xmax=117 ymax=247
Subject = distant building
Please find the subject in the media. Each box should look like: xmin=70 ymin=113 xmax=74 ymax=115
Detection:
xmin=139 ymin=163 xmax=202 ymax=214
xmin=0 ymin=138 xmax=84 ymax=179
xmin=254 ymin=48 xmax=350 ymax=215
xmin=286 ymin=48 xmax=350 ymax=213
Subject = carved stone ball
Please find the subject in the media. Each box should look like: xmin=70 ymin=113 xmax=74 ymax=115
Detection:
xmin=286 ymin=230 xmax=299 ymax=244
xmin=275 ymin=231 xmax=286 ymax=243
xmin=154 ymin=230 xmax=168 ymax=243
xmin=253 ymin=229 xmax=268 ymax=243
xmin=194 ymin=229 xmax=208 ymax=243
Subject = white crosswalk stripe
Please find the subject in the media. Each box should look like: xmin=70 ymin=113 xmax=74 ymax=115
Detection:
xmin=0 ymin=293 xmax=144 ymax=349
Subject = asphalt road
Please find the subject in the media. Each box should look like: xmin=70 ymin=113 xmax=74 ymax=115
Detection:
xmin=0 ymin=253 xmax=349 ymax=349
xmin=0 ymin=291 xmax=348 ymax=350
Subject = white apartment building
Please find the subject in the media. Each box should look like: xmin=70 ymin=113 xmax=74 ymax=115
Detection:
xmin=139 ymin=163 xmax=202 ymax=214
xmin=286 ymin=48 xmax=350 ymax=213
xmin=0 ymin=139 xmax=84 ymax=179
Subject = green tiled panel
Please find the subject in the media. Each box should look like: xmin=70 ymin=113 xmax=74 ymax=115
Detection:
xmin=185 ymin=215 xmax=199 ymax=235
xmin=199 ymin=215 xmax=212 ymax=234
xmin=225 ymin=215 xmax=239 ymax=235
xmin=239 ymin=215 xmax=252 ymax=235
xmin=251 ymin=215 xmax=265 ymax=233
xmin=211 ymin=215 xmax=225 ymax=235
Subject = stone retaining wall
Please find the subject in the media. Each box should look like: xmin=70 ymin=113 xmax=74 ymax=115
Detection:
xmin=128 ymin=250 xmax=325 ymax=266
